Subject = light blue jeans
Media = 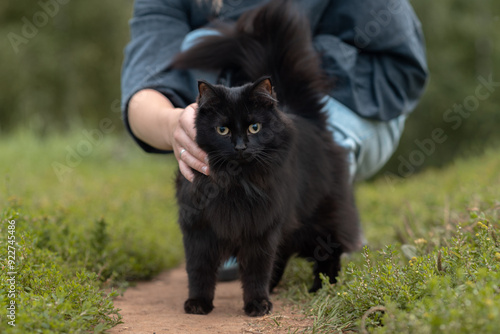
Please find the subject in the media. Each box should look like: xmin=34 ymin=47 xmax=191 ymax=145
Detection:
xmin=181 ymin=29 xmax=406 ymax=182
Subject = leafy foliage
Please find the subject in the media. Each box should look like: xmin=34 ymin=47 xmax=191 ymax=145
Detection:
xmin=0 ymin=131 xmax=183 ymax=332
xmin=0 ymin=0 xmax=132 ymax=134
xmin=280 ymin=212 xmax=500 ymax=333
xmin=280 ymin=148 xmax=500 ymax=333
xmin=0 ymin=209 xmax=122 ymax=333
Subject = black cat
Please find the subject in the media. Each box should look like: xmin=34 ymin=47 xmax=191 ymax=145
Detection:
xmin=172 ymin=0 xmax=361 ymax=317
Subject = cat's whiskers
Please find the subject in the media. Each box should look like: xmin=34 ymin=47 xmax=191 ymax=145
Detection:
xmin=206 ymin=152 xmax=228 ymax=170
xmin=252 ymin=153 xmax=274 ymax=170
xmin=210 ymin=158 xmax=226 ymax=170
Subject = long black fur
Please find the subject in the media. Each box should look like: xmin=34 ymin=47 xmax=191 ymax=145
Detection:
xmin=172 ymin=0 xmax=362 ymax=317
xmin=170 ymin=0 xmax=330 ymax=128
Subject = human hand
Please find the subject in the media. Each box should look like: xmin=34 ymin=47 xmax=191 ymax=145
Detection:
xmin=170 ymin=103 xmax=209 ymax=182
xmin=127 ymin=90 xmax=209 ymax=182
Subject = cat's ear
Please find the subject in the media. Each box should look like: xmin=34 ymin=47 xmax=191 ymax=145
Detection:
xmin=251 ymin=77 xmax=277 ymax=105
xmin=252 ymin=77 xmax=273 ymax=95
xmin=198 ymin=80 xmax=217 ymax=100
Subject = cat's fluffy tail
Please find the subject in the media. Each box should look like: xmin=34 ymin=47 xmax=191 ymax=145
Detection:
xmin=170 ymin=0 xmax=329 ymax=125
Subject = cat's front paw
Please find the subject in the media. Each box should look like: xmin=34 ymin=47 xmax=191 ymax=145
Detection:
xmin=184 ymin=298 xmax=214 ymax=315
xmin=244 ymin=298 xmax=273 ymax=317
xmin=308 ymin=282 xmax=322 ymax=293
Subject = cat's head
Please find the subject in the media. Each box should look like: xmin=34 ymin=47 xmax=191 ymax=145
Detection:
xmin=194 ymin=77 xmax=294 ymax=175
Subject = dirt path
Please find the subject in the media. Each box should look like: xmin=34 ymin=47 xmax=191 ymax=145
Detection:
xmin=109 ymin=265 xmax=312 ymax=334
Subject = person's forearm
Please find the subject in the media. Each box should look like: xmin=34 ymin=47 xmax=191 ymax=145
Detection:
xmin=128 ymin=89 xmax=181 ymax=151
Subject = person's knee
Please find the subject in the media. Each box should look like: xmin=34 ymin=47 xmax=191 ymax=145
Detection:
xmin=354 ymin=116 xmax=407 ymax=181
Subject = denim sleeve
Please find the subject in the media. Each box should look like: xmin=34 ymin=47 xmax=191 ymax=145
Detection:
xmin=121 ymin=0 xmax=198 ymax=153
xmin=313 ymin=0 xmax=429 ymax=121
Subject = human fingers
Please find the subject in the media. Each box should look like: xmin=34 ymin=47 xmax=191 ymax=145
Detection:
xmin=177 ymin=146 xmax=208 ymax=177
xmin=178 ymin=104 xmax=209 ymax=165
xmin=178 ymin=158 xmax=195 ymax=182
xmin=174 ymin=123 xmax=208 ymax=173
xmin=172 ymin=105 xmax=209 ymax=180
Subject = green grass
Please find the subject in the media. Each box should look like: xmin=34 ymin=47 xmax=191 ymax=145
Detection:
xmin=0 ymin=130 xmax=183 ymax=333
xmin=0 ymin=130 xmax=499 ymax=332
xmin=1 ymin=130 xmax=183 ymax=280
xmin=280 ymin=149 xmax=500 ymax=333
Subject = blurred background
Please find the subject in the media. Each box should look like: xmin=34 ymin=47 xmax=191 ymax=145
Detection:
xmin=1 ymin=0 xmax=499 ymax=179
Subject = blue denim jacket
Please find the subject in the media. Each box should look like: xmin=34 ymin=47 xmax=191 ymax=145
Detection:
xmin=121 ymin=0 xmax=428 ymax=153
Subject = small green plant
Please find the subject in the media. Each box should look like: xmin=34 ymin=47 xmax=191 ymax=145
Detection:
xmin=0 ymin=209 xmax=122 ymax=333
xmin=0 ymin=132 xmax=186 ymax=332
xmin=276 ymin=145 xmax=500 ymax=333
xmin=371 ymin=219 xmax=500 ymax=334
xmin=285 ymin=212 xmax=500 ymax=333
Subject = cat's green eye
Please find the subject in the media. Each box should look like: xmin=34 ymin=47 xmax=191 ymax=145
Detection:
xmin=248 ymin=123 xmax=262 ymax=134
xmin=216 ymin=126 xmax=230 ymax=136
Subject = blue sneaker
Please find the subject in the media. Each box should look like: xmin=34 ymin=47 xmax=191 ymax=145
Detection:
xmin=217 ymin=256 xmax=239 ymax=281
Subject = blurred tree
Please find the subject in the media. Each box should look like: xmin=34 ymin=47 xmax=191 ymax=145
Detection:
xmin=381 ymin=0 xmax=500 ymax=177
xmin=0 ymin=0 xmax=133 ymax=135
xmin=0 ymin=0 xmax=498 ymax=174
